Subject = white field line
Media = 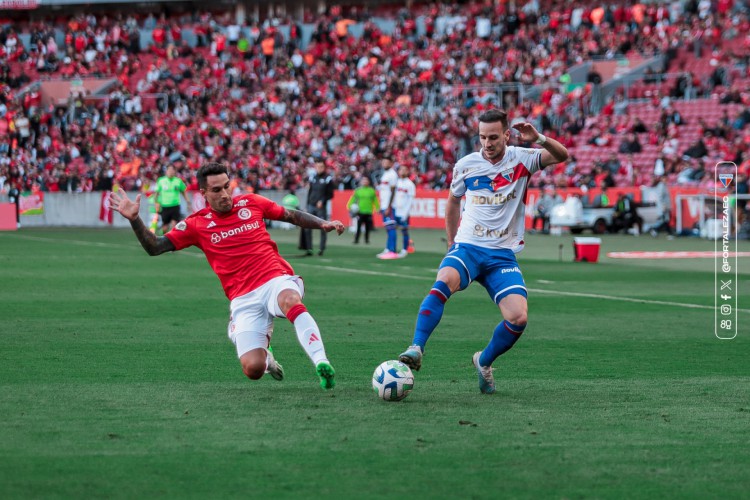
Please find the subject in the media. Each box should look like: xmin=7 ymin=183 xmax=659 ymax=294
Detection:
xmin=8 ymin=234 xmax=749 ymax=313
xmin=9 ymin=234 xmax=132 ymax=249
xmin=312 ymin=265 xmax=750 ymax=314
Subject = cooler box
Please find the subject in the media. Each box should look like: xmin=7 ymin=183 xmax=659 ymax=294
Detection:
xmin=573 ymin=237 xmax=601 ymax=263
xmin=0 ymin=203 xmax=17 ymax=231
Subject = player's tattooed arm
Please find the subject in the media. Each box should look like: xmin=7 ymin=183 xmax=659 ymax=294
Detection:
xmin=282 ymin=209 xmax=345 ymax=234
xmin=282 ymin=208 xmax=327 ymax=228
xmin=129 ymin=217 xmax=176 ymax=256
xmin=109 ymin=189 xmax=176 ymax=255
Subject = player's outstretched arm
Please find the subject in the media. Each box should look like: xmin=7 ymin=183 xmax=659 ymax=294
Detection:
xmin=512 ymin=122 xmax=569 ymax=167
xmin=110 ymin=189 xmax=176 ymax=256
xmin=282 ymin=208 xmax=345 ymax=235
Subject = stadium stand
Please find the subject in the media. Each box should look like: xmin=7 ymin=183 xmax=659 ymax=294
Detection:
xmin=0 ymin=0 xmax=748 ymax=198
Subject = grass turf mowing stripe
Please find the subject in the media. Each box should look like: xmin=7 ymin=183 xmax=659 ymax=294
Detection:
xmin=6 ymin=232 xmax=746 ymax=313
xmin=306 ymin=264 xmax=750 ymax=313
xmin=1 ymin=228 xmax=749 ymax=498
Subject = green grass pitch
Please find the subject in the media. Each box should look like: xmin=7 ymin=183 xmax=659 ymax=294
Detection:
xmin=1 ymin=226 xmax=748 ymax=499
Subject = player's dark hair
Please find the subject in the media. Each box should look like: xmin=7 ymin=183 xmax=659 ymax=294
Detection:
xmin=197 ymin=163 xmax=228 ymax=189
xmin=478 ymin=109 xmax=509 ymax=130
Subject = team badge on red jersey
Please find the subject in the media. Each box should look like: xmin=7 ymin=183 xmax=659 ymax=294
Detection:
xmin=719 ymin=173 xmax=734 ymax=188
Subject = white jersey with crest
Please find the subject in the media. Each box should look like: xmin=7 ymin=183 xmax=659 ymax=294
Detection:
xmin=393 ymin=177 xmax=416 ymax=218
xmin=450 ymin=147 xmax=543 ymax=252
xmin=377 ymin=168 xmax=398 ymax=209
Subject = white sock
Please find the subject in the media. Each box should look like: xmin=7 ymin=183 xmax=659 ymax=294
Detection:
xmin=293 ymin=312 xmax=328 ymax=366
xmin=264 ymin=348 xmax=271 ymax=372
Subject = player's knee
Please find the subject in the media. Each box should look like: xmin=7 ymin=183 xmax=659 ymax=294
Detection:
xmin=278 ymin=290 xmax=303 ymax=312
xmin=241 ymin=360 xmax=265 ymax=380
xmin=435 ymin=269 xmax=461 ymax=294
xmin=505 ymin=310 xmax=528 ymax=326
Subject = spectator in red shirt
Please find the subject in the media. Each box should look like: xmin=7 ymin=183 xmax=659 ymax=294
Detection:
xmin=152 ymin=25 xmax=166 ymax=48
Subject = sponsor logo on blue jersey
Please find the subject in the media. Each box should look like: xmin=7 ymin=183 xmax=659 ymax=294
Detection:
xmin=470 ymin=190 xmax=517 ymax=205
xmin=466 ymin=168 xmax=517 ymax=192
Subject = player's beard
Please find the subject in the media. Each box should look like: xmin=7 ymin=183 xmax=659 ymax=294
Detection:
xmin=484 ymin=145 xmax=504 ymax=162
xmin=209 ymin=197 xmax=233 ymax=213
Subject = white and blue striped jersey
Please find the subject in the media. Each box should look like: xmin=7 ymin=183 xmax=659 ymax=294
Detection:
xmin=450 ymin=147 xmax=543 ymax=252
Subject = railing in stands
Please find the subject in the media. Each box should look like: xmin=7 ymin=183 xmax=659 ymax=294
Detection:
xmin=426 ymin=82 xmax=531 ymax=115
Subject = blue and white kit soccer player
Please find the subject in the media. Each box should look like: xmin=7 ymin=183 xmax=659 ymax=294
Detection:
xmin=398 ymin=109 xmax=569 ymax=394
xmin=393 ymin=165 xmax=416 ymax=258
xmin=376 ymin=158 xmax=399 ymax=259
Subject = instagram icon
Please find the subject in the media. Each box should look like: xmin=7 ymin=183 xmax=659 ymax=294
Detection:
xmin=714 ymin=161 xmax=738 ymax=339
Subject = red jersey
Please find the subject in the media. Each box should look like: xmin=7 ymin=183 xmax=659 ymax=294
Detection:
xmin=165 ymin=194 xmax=294 ymax=300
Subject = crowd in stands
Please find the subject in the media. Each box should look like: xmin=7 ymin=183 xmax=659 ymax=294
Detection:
xmin=1 ymin=0 xmax=749 ymax=200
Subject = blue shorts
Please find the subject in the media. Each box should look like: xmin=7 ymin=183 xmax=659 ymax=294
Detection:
xmin=439 ymin=243 xmax=527 ymax=304
xmin=394 ymin=215 xmax=409 ymax=228
xmin=381 ymin=210 xmax=396 ymax=227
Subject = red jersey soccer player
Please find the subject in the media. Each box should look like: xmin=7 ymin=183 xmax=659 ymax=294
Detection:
xmin=110 ymin=163 xmax=345 ymax=390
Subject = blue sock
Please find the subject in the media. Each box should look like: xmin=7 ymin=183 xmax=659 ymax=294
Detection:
xmin=412 ymin=281 xmax=451 ymax=348
xmin=479 ymin=320 xmax=525 ymax=366
xmin=402 ymin=229 xmax=410 ymax=252
xmin=386 ymin=226 xmax=397 ymax=252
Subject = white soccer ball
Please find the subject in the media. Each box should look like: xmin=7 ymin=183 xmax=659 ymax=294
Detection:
xmin=349 ymin=203 xmax=359 ymax=215
xmin=372 ymin=360 xmax=414 ymax=401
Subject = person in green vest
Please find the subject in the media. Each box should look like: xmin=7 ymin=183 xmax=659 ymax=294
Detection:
xmin=612 ymin=193 xmax=643 ymax=235
xmin=139 ymin=173 xmax=160 ymax=234
xmin=592 ymin=184 xmax=610 ymax=208
xmin=279 ymin=190 xmax=300 ymax=230
xmin=347 ymin=176 xmax=379 ymax=244
xmin=237 ymin=37 xmax=249 ymax=57
xmin=155 ymin=164 xmax=190 ymax=234
xmin=282 ymin=191 xmax=300 ymax=211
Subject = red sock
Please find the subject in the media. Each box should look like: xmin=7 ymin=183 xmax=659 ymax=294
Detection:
xmin=286 ymin=304 xmax=308 ymax=323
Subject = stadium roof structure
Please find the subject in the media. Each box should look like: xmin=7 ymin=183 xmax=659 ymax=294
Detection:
xmin=0 ymin=0 xmax=302 ymax=5
xmin=1 ymin=0 xmax=189 ymax=7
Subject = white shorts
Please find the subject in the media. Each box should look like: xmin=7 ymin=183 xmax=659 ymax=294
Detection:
xmin=227 ymin=275 xmax=305 ymax=357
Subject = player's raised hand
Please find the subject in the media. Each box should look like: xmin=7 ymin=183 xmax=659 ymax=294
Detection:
xmin=110 ymin=188 xmax=141 ymax=221
xmin=323 ymin=220 xmax=346 ymax=235
xmin=512 ymin=122 xmax=542 ymax=143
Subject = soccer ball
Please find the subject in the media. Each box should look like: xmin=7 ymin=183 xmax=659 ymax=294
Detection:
xmin=372 ymin=360 xmax=414 ymax=401
xmin=349 ymin=203 xmax=359 ymax=216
